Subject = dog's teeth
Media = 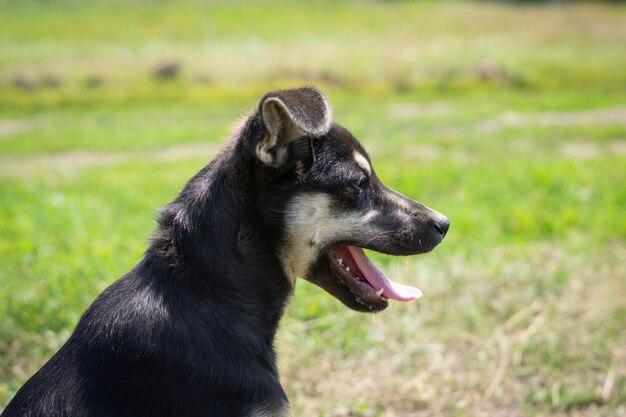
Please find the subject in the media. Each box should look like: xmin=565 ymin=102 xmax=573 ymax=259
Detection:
xmin=376 ymin=288 xmax=384 ymax=296
xmin=381 ymin=295 xmax=388 ymax=301
xmin=345 ymin=266 xmax=350 ymax=272
xmin=337 ymin=258 xmax=343 ymax=265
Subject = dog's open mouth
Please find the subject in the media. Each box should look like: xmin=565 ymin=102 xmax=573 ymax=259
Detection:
xmin=328 ymin=245 xmax=422 ymax=309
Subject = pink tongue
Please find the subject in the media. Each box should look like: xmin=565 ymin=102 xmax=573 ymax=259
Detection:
xmin=347 ymin=246 xmax=423 ymax=302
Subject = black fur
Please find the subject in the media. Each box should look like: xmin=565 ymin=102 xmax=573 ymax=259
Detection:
xmin=2 ymin=87 xmax=448 ymax=417
xmin=3 ymin=103 xmax=293 ymax=417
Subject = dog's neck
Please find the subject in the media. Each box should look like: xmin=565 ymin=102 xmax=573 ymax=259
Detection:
xmin=148 ymin=128 xmax=293 ymax=335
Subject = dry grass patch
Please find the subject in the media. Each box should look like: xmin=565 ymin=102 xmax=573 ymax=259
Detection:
xmin=0 ymin=120 xmax=28 ymax=137
xmin=0 ymin=142 xmax=218 ymax=178
xmin=278 ymin=242 xmax=626 ymax=417
xmin=478 ymin=108 xmax=626 ymax=134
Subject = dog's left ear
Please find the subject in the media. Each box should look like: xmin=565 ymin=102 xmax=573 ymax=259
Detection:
xmin=256 ymin=87 xmax=332 ymax=167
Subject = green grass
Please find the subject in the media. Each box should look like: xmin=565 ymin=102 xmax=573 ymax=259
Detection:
xmin=1 ymin=1 xmax=626 ymax=415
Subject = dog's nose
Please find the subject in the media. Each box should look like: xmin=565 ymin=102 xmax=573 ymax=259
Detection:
xmin=433 ymin=217 xmax=450 ymax=237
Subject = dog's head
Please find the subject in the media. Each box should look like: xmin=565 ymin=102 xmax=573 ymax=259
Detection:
xmin=245 ymin=87 xmax=449 ymax=312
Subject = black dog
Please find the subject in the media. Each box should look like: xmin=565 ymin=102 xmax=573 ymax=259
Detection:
xmin=2 ymin=87 xmax=449 ymax=417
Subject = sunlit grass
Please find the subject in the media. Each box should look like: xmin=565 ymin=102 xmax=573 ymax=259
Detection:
xmin=1 ymin=0 xmax=625 ymax=415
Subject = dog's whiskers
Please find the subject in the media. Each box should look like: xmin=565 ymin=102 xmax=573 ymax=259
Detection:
xmin=360 ymin=231 xmax=394 ymax=246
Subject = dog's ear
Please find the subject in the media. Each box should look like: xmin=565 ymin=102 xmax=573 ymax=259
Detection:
xmin=256 ymin=87 xmax=332 ymax=167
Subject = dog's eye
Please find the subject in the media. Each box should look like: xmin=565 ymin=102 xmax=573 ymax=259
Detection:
xmin=349 ymin=178 xmax=368 ymax=194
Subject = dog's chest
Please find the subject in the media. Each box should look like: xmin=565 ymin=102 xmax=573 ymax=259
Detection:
xmin=248 ymin=400 xmax=290 ymax=417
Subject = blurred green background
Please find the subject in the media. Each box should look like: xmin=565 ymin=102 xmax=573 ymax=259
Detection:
xmin=1 ymin=1 xmax=625 ymax=416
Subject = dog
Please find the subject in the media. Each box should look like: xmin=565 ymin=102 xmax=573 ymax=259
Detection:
xmin=1 ymin=87 xmax=449 ymax=417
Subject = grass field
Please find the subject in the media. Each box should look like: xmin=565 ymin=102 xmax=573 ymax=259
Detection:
xmin=1 ymin=1 xmax=625 ymax=416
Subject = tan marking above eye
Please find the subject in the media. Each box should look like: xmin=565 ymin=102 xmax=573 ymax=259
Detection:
xmin=353 ymin=151 xmax=372 ymax=176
